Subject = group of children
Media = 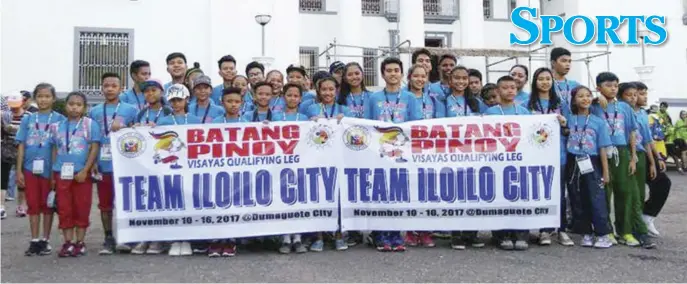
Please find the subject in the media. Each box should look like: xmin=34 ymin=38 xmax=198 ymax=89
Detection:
xmin=3 ymin=47 xmax=669 ymax=258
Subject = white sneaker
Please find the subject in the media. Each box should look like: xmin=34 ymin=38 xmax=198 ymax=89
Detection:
xmin=0 ymin=208 xmax=6 ymax=219
xmin=116 ymin=243 xmax=132 ymax=252
xmin=180 ymin=242 xmax=193 ymax=256
xmin=131 ymin=242 xmax=148 ymax=255
xmin=558 ymin=232 xmax=574 ymax=246
xmin=594 ymin=235 xmax=613 ymax=248
xmin=168 ymin=242 xmax=181 ymax=256
xmin=642 ymin=215 xmax=660 ymax=237
xmin=538 ymin=232 xmax=552 ymax=246
xmin=581 ymin=235 xmax=594 ymax=247
xmin=146 ymin=242 xmax=163 ymax=254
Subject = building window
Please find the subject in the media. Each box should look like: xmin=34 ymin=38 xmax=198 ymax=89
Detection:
xmin=299 ymin=0 xmax=324 ymax=12
xmin=299 ymin=47 xmax=319 ymax=78
xmin=363 ymin=48 xmax=378 ymax=87
xmin=362 ymin=0 xmax=382 ymax=15
xmin=424 ymin=0 xmax=441 ymax=15
xmin=74 ymin=28 xmax=133 ymax=97
xmin=483 ymin=0 xmax=512 ymax=20
xmin=510 ymin=0 xmax=517 ymax=12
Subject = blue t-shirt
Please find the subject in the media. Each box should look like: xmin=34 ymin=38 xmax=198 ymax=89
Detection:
xmin=302 ymin=91 xmax=316 ymax=106
xmin=445 ymin=95 xmax=486 ymax=117
xmin=211 ymin=84 xmax=226 ymax=105
xmin=523 ymin=98 xmax=570 ymax=165
xmin=414 ymin=92 xmax=445 ymax=119
xmin=342 ymin=91 xmax=372 ymax=119
xmin=485 ymin=104 xmax=530 ymax=116
xmin=367 ymin=90 xmax=419 ymax=122
xmin=554 ymin=79 xmax=580 ymax=107
xmin=514 ymin=91 xmax=530 ymax=106
xmin=211 ymin=116 xmax=249 ymax=124
xmin=188 ymin=102 xmax=226 ymax=124
xmin=241 ymin=110 xmax=275 ymax=122
xmin=163 ymin=81 xmax=174 ymax=91
xmin=15 ymin=111 xmax=66 ymax=178
xmin=241 ymin=92 xmax=255 ymax=114
xmin=89 ymin=102 xmax=138 ymax=173
xmin=119 ymin=88 xmax=147 ymax=111
xmin=273 ymin=112 xmax=309 ymax=122
xmin=269 ymin=96 xmax=287 ymax=113
xmin=306 ymin=103 xmax=351 ymax=119
xmin=634 ymin=109 xmax=653 ymax=153
xmin=590 ymin=101 xmax=637 ymax=147
xmin=157 ymin=114 xmax=203 ymax=126
xmin=428 ymin=82 xmax=449 ymax=102
xmin=50 ymin=118 xmax=101 ymax=173
xmin=566 ymin=114 xmax=612 ymax=157
xmin=135 ymin=106 xmax=172 ymax=124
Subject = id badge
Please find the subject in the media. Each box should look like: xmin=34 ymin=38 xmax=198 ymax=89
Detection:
xmin=60 ymin=163 xmax=75 ymax=180
xmin=606 ymin=146 xmax=616 ymax=159
xmin=32 ymin=159 xmax=45 ymax=175
xmin=101 ymin=144 xmax=112 ymax=161
xmin=576 ymin=155 xmax=594 ymax=175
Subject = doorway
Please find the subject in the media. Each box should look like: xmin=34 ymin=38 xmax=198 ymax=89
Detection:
xmin=425 ymin=38 xmax=444 ymax=83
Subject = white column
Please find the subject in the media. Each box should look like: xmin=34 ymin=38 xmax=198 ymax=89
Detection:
xmin=337 ymin=0 xmax=363 ymax=66
xmin=459 ymin=0 xmax=485 ymax=71
xmin=398 ymin=0 xmax=425 ymax=72
xmin=266 ymin=0 xmax=300 ymax=72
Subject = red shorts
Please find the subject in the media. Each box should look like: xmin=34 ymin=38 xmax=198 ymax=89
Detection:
xmin=97 ymin=173 xmax=114 ymax=212
xmin=23 ymin=170 xmax=52 ymax=215
xmin=54 ymin=173 xmax=93 ymax=229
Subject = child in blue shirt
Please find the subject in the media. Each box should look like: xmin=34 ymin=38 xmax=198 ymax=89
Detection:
xmin=15 ymin=83 xmax=65 ymax=256
xmin=427 ymin=54 xmax=457 ymax=102
xmin=510 ymin=65 xmax=530 ymax=105
xmin=158 ymin=84 xmax=203 ymax=126
xmin=565 ymin=85 xmax=613 ymax=248
xmin=50 ymin=92 xmax=101 ymax=257
xmin=524 ymin=67 xmax=574 ymax=246
xmin=89 ymin=73 xmax=138 ymax=255
xmin=273 ymin=84 xmax=309 ymax=122
xmin=591 ymin=72 xmax=640 ymax=247
xmin=445 ymin=66 xmax=487 ymax=118
xmin=486 ymin=76 xmax=531 ymax=251
xmin=119 ymin=60 xmax=150 ymax=111
xmin=242 ymin=82 xmax=275 ymax=123
xmin=231 ymin=75 xmax=254 ymax=114
xmin=211 ymin=55 xmax=237 ymax=105
xmin=337 ymin=62 xmax=372 ymax=119
xmin=212 ymin=87 xmax=248 ymax=124
xmin=306 ymin=77 xmax=352 ymax=120
xmin=134 ymin=79 xmax=171 ymax=126
xmin=188 ymin=75 xmax=225 ymax=124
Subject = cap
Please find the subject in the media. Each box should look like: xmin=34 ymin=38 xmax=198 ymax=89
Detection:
xmin=286 ymin=64 xmax=307 ymax=77
xmin=20 ymin=90 xmax=32 ymax=100
xmin=165 ymin=84 xmax=190 ymax=102
xmin=329 ymin=61 xmax=345 ymax=74
xmin=141 ymin=79 xmax=164 ymax=91
xmin=311 ymin=70 xmax=332 ymax=87
xmin=3 ymin=91 xmax=24 ymax=108
xmin=192 ymin=75 xmax=212 ymax=88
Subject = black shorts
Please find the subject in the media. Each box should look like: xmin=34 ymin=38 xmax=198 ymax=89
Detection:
xmin=1 ymin=162 xmax=11 ymax=190
xmin=675 ymin=139 xmax=687 ymax=153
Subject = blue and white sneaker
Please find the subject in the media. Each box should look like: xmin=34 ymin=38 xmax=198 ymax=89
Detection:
xmin=310 ymin=239 xmax=324 ymax=252
xmin=335 ymin=239 xmax=348 ymax=251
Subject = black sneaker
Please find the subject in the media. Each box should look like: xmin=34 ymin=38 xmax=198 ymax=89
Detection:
xmin=465 ymin=236 xmax=485 ymax=248
xmin=99 ymin=236 xmax=116 ymax=255
xmin=451 ymin=237 xmax=466 ymax=250
xmin=24 ymin=241 xmax=40 ymax=256
xmin=640 ymin=235 xmax=657 ymax=249
xmin=39 ymin=240 xmax=52 ymax=255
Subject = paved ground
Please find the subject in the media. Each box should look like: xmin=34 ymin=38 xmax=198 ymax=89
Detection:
xmin=2 ymin=173 xmax=687 ymax=283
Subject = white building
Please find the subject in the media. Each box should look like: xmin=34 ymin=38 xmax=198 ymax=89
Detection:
xmin=1 ymin=0 xmax=685 ymax=114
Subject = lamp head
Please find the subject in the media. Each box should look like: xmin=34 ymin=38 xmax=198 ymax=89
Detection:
xmin=255 ymin=14 xmax=272 ymax=25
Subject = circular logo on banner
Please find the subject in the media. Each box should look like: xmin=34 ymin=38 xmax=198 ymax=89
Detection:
xmin=307 ymin=124 xmax=334 ymax=149
xmin=117 ymin=131 xmax=147 ymax=158
xmin=528 ymin=122 xmax=554 ymax=148
xmin=342 ymin=125 xmax=370 ymax=151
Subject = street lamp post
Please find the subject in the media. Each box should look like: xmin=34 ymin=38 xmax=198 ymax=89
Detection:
xmin=255 ymin=14 xmax=272 ymax=57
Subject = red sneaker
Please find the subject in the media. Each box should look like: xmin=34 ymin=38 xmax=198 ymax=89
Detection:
xmin=405 ymin=232 xmax=419 ymax=247
xmin=72 ymin=242 xmax=86 ymax=257
xmin=222 ymin=243 xmax=236 ymax=257
xmin=381 ymin=243 xmax=392 ymax=252
xmin=58 ymin=242 xmax=74 ymax=258
xmin=420 ymin=232 xmax=436 ymax=247
xmin=393 ymin=244 xmax=406 ymax=252
xmin=207 ymin=243 xmax=222 ymax=258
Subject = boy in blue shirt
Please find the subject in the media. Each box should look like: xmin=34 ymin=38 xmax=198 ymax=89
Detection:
xmin=212 ymin=55 xmax=237 ymax=105
xmin=15 ymin=83 xmax=65 ymax=256
xmin=119 ymin=60 xmax=151 ymax=111
xmin=188 ymin=75 xmax=225 ymax=124
xmin=90 ymin=73 xmax=139 ymax=255
xmin=486 ymin=76 xmax=531 ymax=251
xmin=134 ymin=79 xmax=171 ymax=126
xmin=213 ymin=87 xmax=249 ymax=124
xmin=163 ymin=52 xmax=188 ymax=90
xmin=242 ymin=82 xmax=276 ymax=122
xmin=428 ymin=54 xmax=457 ymax=102
xmin=273 ymin=83 xmax=309 ymax=122
xmin=591 ymin=72 xmax=640 ymax=247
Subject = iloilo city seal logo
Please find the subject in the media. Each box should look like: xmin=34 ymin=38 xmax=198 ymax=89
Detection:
xmin=342 ymin=125 xmax=370 ymax=151
xmin=528 ymin=122 xmax=553 ymax=148
xmin=307 ymin=123 xmax=335 ymax=149
xmin=117 ymin=131 xmax=147 ymax=158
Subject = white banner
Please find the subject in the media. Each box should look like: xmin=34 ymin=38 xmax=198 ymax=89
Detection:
xmin=337 ymin=116 xmax=562 ymax=231
xmin=111 ymin=121 xmax=342 ymax=243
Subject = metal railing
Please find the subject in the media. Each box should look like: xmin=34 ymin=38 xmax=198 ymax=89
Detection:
xmin=369 ymin=0 xmax=457 ymax=22
xmin=362 ymin=0 xmax=383 ymax=15
xmin=76 ymin=31 xmax=131 ymax=97
xmin=299 ymin=0 xmax=325 ymax=12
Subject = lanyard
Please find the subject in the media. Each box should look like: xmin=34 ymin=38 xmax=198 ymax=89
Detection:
xmin=556 ymin=79 xmax=570 ymax=101
xmin=320 ymin=103 xmax=336 ymax=119
xmin=145 ymin=107 xmax=164 ymax=124
xmin=573 ymin=115 xmax=591 ymax=150
xmin=383 ymin=89 xmax=402 ymax=121
xmin=224 ymin=116 xmax=246 ymax=123
xmin=253 ymin=109 xmax=272 ymax=122
xmin=195 ymin=103 xmax=212 ymax=124
xmin=103 ymin=103 xmax=120 ymax=137
xmin=282 ymin=112 xmax=301 ymax=121
xmin=132 ymin=89 xmax=144 ymax=110
xmin=64 ymin=118 xmax=83 ymax=154
xmin=440 ymin=84 xmax=451 ymax=97
xmin=241 ymin=94 xmax=252 ymax=114
xmin=271 ymin=97 xmax=282 ymax=112
xmin=604 ymin=102 xmax=619 ymax=136
xmin=35 ymin=112 xmax=53 ymax=148
xmin=173 ymin=114 xmax=188 ymax=125
xmin=448 ymin=95 xmax=469 ymax=116
xmin=536 ymin=98 xmax=553 ymax=114
xmin=349 ymin=92 xmax=366 ymax=118
xmin=498 ymin=105 xmax=520 ymax=115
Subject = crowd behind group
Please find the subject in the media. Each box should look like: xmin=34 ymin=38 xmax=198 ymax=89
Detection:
xmin=1 ymin=46 xmax=685 ymax=259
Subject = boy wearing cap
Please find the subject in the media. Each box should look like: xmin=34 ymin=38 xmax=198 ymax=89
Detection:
xmin=189 ymin=75 xmax=226 ymax=124
xmin=1 ymin=92 xmax=31 ymax=219
xmin=120 ymin=60 xmax=151 ymax=111
xmin=329 ymin=61 xmax=345 ymax=86
xmin=134 ymin=79 xmax=171 ymax=126
xmin=286 ymin=65 xmax=315 ymax=110
xmin=89 ymin=73 xmax=139 ymax=255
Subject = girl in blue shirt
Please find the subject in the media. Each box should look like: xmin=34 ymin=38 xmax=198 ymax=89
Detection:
xmin=134 ymin=79 xmax=171 ymax=126
xmin=188 ymin=75 xmax=225 ymax=124
xmin=510 ymin=65 xmax=530 ymax=105
xmin=524 ymin=67 xmax=574 ymax=246
xmin=157 ymin=84 xmax=202 ymax=126
xmin=565 ymin=85 xmax=613 ymax=248
xmin=338 ymin=62 xmax=372 ymax=119
xmin=50 ymin=92 xmax=101 ymax=257
xmin=267 ymin=70 xmax=286 ymax=113
xmin=306 ymin=77 xmax=351 ymax=121
xmin=444 ymin=66 xmax=486 ymax=118
xmin=231 ymin=75 xmax=254 ymax=115
xmin=407 ymin=64 xmax=444 ymax=120
xmin=273 ymin=84 xmax=309 ymax=122
xmin=241 ymin=82 xmax=275 ymax=123
xmin=480 ymin=83 xmax=499 ymax=107
xmin=15 ymin=83 xmax=65 ymax=256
